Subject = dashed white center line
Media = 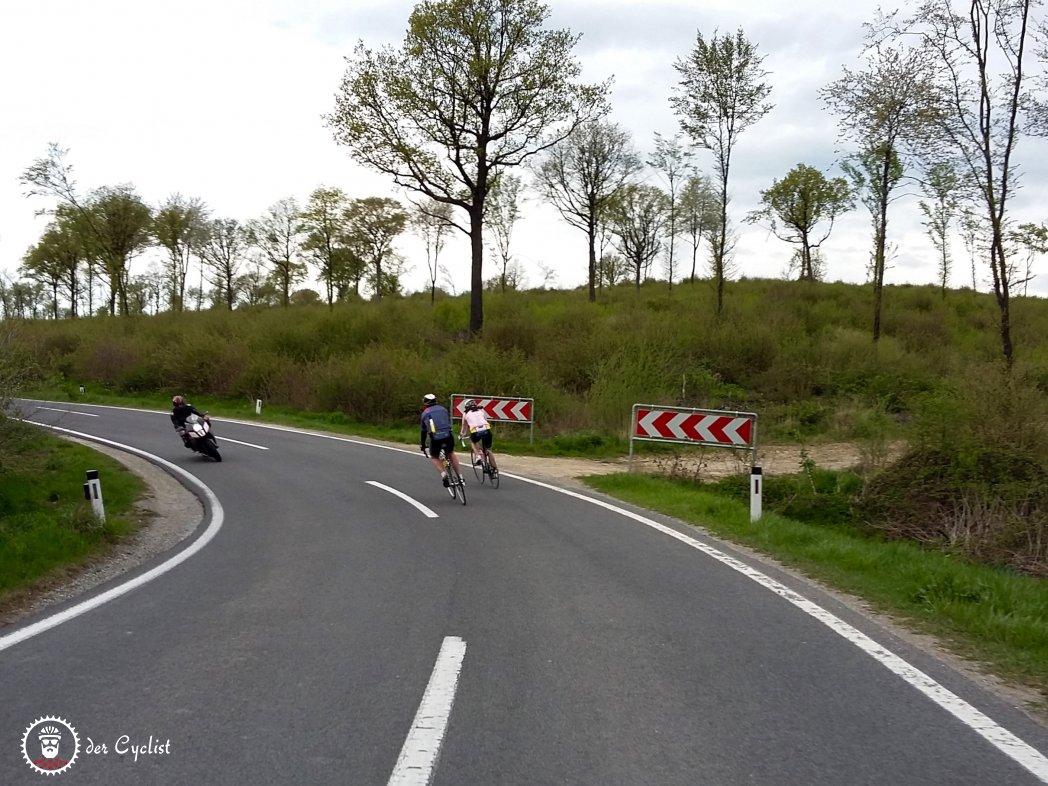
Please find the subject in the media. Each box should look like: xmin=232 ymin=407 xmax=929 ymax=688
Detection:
xmin=366 ymin=481 xmax=439 ymax=518
xmin=388 ymin=636 xmax=467 ymax=786
xmin=36 ymin=407 xmax=99 ymax=417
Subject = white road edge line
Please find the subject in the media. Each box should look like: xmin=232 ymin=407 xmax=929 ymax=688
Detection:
xmin=0 ymin=423 xmax=224 ymax=653
xmin=216 ymin=436 xmax=268 ymax=450
xmin=366 ymin=481 xmax=439 ymax=519
xmin=510 ymin=474 xmax=1048 ymax=784
xmin=35 ymin=406 xmax=99 ymax=417
xmin=388 ymin=636 xmax=467 ymax=786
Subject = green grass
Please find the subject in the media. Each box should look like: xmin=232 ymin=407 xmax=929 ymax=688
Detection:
xmin=0 ymin=425 xmax=145 ymax=599
xmin=583 ymin=472 xmax=1048 ymax=705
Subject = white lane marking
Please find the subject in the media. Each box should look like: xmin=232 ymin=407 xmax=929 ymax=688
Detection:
xmin=366 ymin=482 xmax=439 ymax=519
xmin=511 ymin=474 xmax=1048 ymax=784
xmin=36 ymin=406 xmax=99 ymax=417
xmin=215 ymin=436 xmax=268 ymax=450
xmin=388 ymin=636 xmax=467 ymax=786
xmin=0 ymin=424 xmax=224 ymax=653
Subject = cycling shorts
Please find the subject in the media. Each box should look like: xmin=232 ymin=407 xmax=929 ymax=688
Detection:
xmin=428 ymin=435 xmax=455 ymax=458
xmin=469 ymin=430 xmax=493 ymax=450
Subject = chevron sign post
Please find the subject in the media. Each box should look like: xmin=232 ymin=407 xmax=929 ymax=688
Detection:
xmin=452 ymin=394 xmax=535 ymax=444
xmin=629 ymin=404 xmax=758 ymax=466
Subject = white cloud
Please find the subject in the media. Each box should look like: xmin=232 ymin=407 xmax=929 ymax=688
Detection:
xmin=1 ymin=0 xmax=1045 ymax=300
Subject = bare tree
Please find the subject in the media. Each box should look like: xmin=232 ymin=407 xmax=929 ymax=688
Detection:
xmin=246 ymin=198 xmax=307 ymax=308
xmin=486 ymin=174 xmax=524 ymax=293
xmin=648 ymin=133 xmax=694 ymax=290
xmin=918 ymin=161 xmax=962 ymax=296
xmin=199 ymin=218 xmax=248 ymax=310
xmin=608 ymin=184 xmax=670 ymax=289
xmin=672 ymin=28 xmax=773 ymax=313
xmin=872 ymin=0 xmax=1046 ymax=365
xmin=535 ymin=120 xmax=642 ymax=301
xmin=153 ymin=194 xmax=209 ymax=312
xmin=678 ymin=173 xmax=720 ymax=283
xmin=411 ymin=198 xmax=454 ymax=304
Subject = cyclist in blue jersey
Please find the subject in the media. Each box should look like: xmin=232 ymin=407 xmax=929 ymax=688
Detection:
xmin=420 ymin=393 xmax=463 ymax=487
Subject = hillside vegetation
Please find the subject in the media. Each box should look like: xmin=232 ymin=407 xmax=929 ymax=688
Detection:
xmin=7 ymin=277 xmax=1048 ymax=573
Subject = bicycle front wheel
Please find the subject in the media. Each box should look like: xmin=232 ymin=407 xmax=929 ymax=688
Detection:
xmin=457 ymin=475 xmax=467 ymax=505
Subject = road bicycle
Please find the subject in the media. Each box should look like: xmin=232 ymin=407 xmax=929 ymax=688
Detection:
xmin=435 ymin=447 xmax=467 ymax=505
xmin=463 ymin=438 xmax=499 ymax=488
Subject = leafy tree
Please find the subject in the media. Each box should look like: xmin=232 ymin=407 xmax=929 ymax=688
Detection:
xmin=597 ymin=252 xmax=629 ymax=287
xmin=671 ymin=28 xmax=773 ymax=313
xmin=917 ymin=161 xmax=962 ymax=297
xmin=153 ymin=194 xmax=208 ymax=312
xmin=246 ymin=198 xmax=307 ymax=308
xmin=19 ymin=209 xmax=87 ymax=318
xmin=486 ymin=174 xmax=524 ymax=293
xmin=1009 ymin=221 xmax=1048 ymax=297
xmin=873 ymin=0 xmax=1046 ymax=366
xmin=237 ymin=260 xmax=281 ymax=307
xmin=84 ymin=186 xmax=153 ymax=316
xmin=411 ymin=198 xmax=455 ymax=304
xmin=648 ymin=133 xmax=694 ymax=289
xmin=607 ymin=184 xmax=670 ymax=289
xmin=328 ymin=0 xmax=607 ymax=333
xmin=344 ymin=197 xmax=409 ymax=301
xmin=821 ymin=44 xmax=940 ymax=342
xmin=746 ymin=163 xmax=854 ymax=282
xmin=842 ymin=144 xmax=905 ymax=333
xmin=200 ymin=218 xmax=248 ymax=310
xmin=20 ymin=144 xmax=151 ymax=316
xmin=677 ymin=173 xmax=719 ymax=283
xmin=535 ymin=120 xmax=642 ymax=301
xmin=299 ymin=187 xmax=356 ymax=307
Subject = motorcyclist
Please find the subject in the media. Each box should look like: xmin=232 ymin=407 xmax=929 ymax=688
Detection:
xmin=170 ymin=395 xmax=208 ymax=449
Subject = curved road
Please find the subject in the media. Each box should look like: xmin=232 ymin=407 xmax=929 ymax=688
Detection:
xmin=2 ymin=400 xmax=1048 ymax=785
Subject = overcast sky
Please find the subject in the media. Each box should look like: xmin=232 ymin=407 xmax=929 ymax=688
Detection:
xmin=2 ymin=0 xmax=1046 ymax=299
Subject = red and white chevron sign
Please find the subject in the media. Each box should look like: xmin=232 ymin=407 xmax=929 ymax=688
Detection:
xmin=632 ymin=406 xmax=755 ymax=447
xmin=452 ymin=394 xmax=533 ymax=423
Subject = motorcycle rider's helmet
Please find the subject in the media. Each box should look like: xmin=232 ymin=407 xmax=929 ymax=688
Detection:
xmin=172 ymin=395 xmax=185 ymax=406
xmin=463 ymin=399 xmax=478 ymax=411
xmin=422 ymin=393 xmax=437 ymax=406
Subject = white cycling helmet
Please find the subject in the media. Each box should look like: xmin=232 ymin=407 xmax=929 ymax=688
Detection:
xmin=422 ymin=393 xmax=437 ymax=405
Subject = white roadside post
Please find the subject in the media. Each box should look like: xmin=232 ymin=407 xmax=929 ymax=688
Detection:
xmin=83 ymin=469 xmax=105 ymax=524
xmin=750 ymin=465 xmax=762 ymax=522
xmin=255 ymin=399 xmax=263 ymax=415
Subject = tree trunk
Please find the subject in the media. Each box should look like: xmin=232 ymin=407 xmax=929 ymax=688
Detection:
xmin=469 ymin=204 xmax=484 ymax=335
xmin=587 ymin=218 xmax=597 ymax=302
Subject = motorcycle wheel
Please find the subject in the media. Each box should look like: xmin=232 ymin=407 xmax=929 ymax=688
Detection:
xmin=204 ymin=436 xmax=222 ymax=462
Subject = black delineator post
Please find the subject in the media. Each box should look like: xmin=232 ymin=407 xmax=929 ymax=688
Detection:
xmin=750 ymin=465 xmax=762 ymax=522
xmin=83 ymin=469 xmax=106 ymax=524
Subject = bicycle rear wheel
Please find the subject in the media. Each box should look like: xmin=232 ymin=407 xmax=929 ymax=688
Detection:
xmin=486 ymin=451 xmax=499 ymax=489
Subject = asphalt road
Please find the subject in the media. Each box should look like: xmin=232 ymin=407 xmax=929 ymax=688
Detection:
xmin=3 ymin=400 xmax=1048 ymax=785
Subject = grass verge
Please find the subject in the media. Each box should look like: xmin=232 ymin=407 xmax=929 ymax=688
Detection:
xmin=583 ymin=472 xmax=1048 ymax=709
xmin=0 ymin=423 xmax=145 ymax=605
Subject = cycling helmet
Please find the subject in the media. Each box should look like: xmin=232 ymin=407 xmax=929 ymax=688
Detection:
xmin=463 ymin=399 xmax=479 ymax=411
xmin=422 ymin=393 xmax=438 ymax=405
xmin=172 ymin=395 xmax=185 ymax=406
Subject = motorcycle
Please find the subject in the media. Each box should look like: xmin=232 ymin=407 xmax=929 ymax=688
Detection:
xmin=182 ymin=413 xmax=222 ymax=461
